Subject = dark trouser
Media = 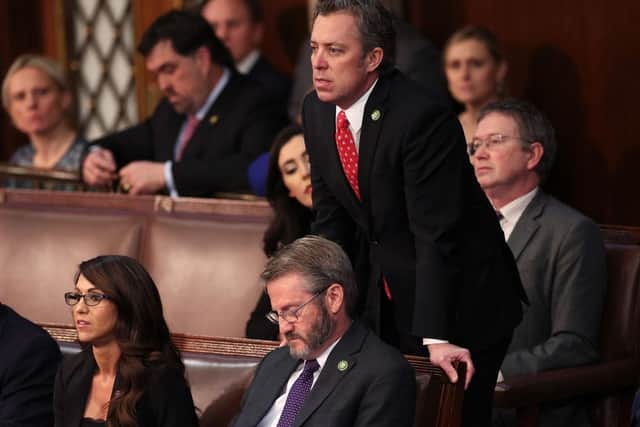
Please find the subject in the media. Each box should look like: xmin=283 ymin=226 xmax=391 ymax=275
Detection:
xmin=365 ymin=282 xmax=512 ymax=427
xmin=462 ymin=336 xmax=511 ymax=427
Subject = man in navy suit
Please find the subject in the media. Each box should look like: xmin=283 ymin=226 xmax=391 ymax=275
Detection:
xmin=82 ymin=10 xmax=285 ymax=197
xmin=302 ymin=1 xmax=525 ymax=426
xmin=0 ymin=302 xmax=61 ymax=427
xmin=201 ymin=0 xmax=291 ymax=115
xmin=233 ymin=235 xmax=415 ymax=427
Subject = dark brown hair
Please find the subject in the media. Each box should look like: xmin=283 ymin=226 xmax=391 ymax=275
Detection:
xmin=263 ymin=124 xmax=313 ymax=257
xmin=75 ymin=255 xmax=184 ymax=427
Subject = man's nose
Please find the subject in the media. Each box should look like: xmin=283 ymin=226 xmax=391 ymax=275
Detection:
xmin=311 ymin=50 xmax=327 ymax=69
xmin=216 ymin=25 xmax=229 ymax=42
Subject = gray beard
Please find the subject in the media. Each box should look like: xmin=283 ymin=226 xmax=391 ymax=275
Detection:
xmin=287 ymin=302 xmax=333 ymax=359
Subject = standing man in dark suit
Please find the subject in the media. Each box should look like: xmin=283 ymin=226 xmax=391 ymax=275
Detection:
xmin=0 ymin=302 xmax=61 ymax=427
xmin=82 ymin=10 xmax=285 ymax=197
xmin=233 ymin=235 xmax=416 ymax=427
xmin=468 ymin=99 xmax=607 ymax=427
xmin=302 ymin=2 xmax=525 ymax=426
xmin=201 ymin=0 xmax=291 ymax=114
xmin=288 ymin=0 xmax=450 ymax=123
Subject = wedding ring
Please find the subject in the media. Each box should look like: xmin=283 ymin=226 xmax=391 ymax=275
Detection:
xmin=121 ymin=183 xmax=131 ymax=193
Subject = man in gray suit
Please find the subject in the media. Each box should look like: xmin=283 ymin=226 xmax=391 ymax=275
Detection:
xmin=469 ymin=99 xmax=607 ymax=427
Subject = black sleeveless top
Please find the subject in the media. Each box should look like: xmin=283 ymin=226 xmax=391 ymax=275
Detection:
xmin=81 ymin=418 xmax=106 ymax=427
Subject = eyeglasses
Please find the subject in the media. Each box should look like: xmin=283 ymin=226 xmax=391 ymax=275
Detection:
xmin=467 ymin=133 xmax=529 ymax=157
xmin=265 ymin=288 xmax=327 ymax=325
xmin=64 ymin=291 xmax=112 ymax=307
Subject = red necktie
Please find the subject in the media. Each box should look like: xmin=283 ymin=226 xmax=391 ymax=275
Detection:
xmin=176 ymin=115 xmax=200 ymax=161
xmin=335 ymin=111 xmax=392 ymax=300
xmin=335 ymin=110 xmax=360 ymax=199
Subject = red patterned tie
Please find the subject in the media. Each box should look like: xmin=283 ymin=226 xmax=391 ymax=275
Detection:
xmin=335 ymin=110 xmax=360 ymax=199
xmin=335 ymin=111 xmax=392 ymax=300
xmin=176 ymin=115 xmax=200 ymax=161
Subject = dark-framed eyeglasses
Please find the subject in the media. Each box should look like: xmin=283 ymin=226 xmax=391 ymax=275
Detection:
xmin=467 ymin=133 xmax=529 ymax=157
xmin=265 ymin=288 xmax=328 ymax=325
xmin=64 ymin=291 xmax=112 ymax=307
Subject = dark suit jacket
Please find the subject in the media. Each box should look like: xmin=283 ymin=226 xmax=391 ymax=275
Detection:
xmin=232 ymin=321 xmax=416 ymax=427
xmin=54 ymin=349 xmax=198 ymax=427
xmin=500 ymin=190 xmax=606 ymax=427
xmin=632 ymin=389 xmax=640 ymax=427
xmin=303 ymin=70 xmax=524 ymax=351
xmin=0 ymin=304 xmax=61 ymax=427
xmin=288 ymin=18 xmax=450 ymax=123
xmin=92 ymin=72 xmax=286 ymax=197
xmin=248 ymin=55 xmax=291 ymax=117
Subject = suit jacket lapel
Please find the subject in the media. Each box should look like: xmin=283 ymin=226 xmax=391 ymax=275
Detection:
xmin=358 ymin=73 xmax=392 ymax=210
xmin=245 ymin=352 xmax=299 ymax=426
xmin=293 ymin=322 xmax=368 ymax=427
xmin=179 ymin=73 xmax=241 ymax=160
xmin=159 ymin=109 xmax=183 ymax=161
xmin=65 ymin=350 xmax=97 ymax=427
xmin=507 ymin=191 xmax=546 ymax=260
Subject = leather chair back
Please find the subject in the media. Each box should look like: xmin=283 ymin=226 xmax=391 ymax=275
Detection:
xmin=0 ymin=209 xmax=143 ymax=324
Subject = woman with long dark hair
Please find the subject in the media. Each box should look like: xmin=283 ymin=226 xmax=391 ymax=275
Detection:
xmin=54 ymin=255 xmax=198 ymax=427
xmin=246 ymin=125 xmax=313 ymax=340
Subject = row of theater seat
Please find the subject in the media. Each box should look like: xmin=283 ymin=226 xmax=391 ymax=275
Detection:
xmin=1 ymin=188 xmax=639 ymax=426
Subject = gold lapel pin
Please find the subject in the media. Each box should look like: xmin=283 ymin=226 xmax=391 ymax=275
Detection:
xmin=371 ymin=109 xmax=381 ymax=121
xmin=337 ymin=360 xmax=349 ymax=371
xmin=209 ymin=115 xmax=219 ymax=125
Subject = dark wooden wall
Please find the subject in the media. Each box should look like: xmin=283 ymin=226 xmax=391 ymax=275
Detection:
xmin=407 ymin=0 xmax=640 ymax=226
xmin=2 ymin=0 xmax=638 ymax=225
xmin=0 ymin=1 xmax=44 ymax=161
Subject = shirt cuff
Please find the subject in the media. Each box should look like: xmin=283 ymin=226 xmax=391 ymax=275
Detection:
xmin=164 ymin=161 xmax=178 ymax=197
xmin=497 ymin=370 xmax=504 ymax=383
xmin=423 ymin=338 xmax=449 ymax=346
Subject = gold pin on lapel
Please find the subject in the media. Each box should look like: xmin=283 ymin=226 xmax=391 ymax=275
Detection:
xmin=371 ymin=109 xmax=381 ymax=121
xmin=209 ymin=115 xmax=219 ymax=125
xmin=337 ymin=360 xmax=349 ymax=371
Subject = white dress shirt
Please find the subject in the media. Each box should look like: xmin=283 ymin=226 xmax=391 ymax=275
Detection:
xmin=257 ymin=337 xmax=342 ymax=427
xmin=164 ymin=68 xmax=231 ymax=197
xmin=496 ymin=187 xmax=539 ymax=241
xmin=334 ymin=79 xmax=378 ymax=152
xmin=494 ymin=187 xmax=537 ymax=383
xmin=236 ymin=49 xmax=261 ymax=75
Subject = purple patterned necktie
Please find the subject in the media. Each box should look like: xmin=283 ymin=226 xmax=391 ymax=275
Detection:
xmin=277 ymin=359 xmax=320 ymax=427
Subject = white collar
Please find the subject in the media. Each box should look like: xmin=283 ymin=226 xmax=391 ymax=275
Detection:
xmin=334 ymin=78 xmax=378 ymax=135
xmin=236 ymin=50 xmax=261 ymax=75
xmin=498 ymin=187 xmax=539 ymax=224
xmin=313 ymin=334 xmax=342 ymax=370
xmin=194 ymin=67 xmax=231 ymax=120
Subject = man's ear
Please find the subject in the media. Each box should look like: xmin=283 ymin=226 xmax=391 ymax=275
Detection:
xmin=365 ymin=47 xmax=384 ymax=72
xmin=252 ymin=22 xmax=264 ymax=46
xmin=324 ymin=283 xmax=344 ymax=314
xmin=526 ymin=141 xmax=544 ymax=171
xmin=194 ymin=46 xmax=212 ymax=73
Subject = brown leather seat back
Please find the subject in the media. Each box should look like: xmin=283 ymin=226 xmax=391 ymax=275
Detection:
xmin=142 ymin=217 xmax=267 ymax=337
xmin=599 ymin=242 xmax=640 ymax=360
xmin=0 ymin=209 xmax=143 ymax=324
xmin=591 ymin=242 xmax=640 ymax=427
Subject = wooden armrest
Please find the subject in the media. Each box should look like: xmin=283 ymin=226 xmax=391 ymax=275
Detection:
xmin=494 ymin=358 xmax=640 ymax=408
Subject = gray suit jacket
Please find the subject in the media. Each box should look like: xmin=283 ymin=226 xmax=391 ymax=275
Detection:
xmin=232 ymin=321 xmax=416 ymax=427
xmin=499 ymin=190 xmax=607 ymax=427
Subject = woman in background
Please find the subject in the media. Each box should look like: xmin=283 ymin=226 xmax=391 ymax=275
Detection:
xmin=443 ymin=26 xmax=508 ymax=142
xmin=54 ymin=255 xmax=198 ymax=427
xmin=246 ymin=125 xmax=312 ymax=340
xmin=2 ymin=54 xmax=86 ymax=189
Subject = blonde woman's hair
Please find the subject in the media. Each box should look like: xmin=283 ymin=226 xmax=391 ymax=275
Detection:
xmin=2 ymin=54 xmax=69 ymax=110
